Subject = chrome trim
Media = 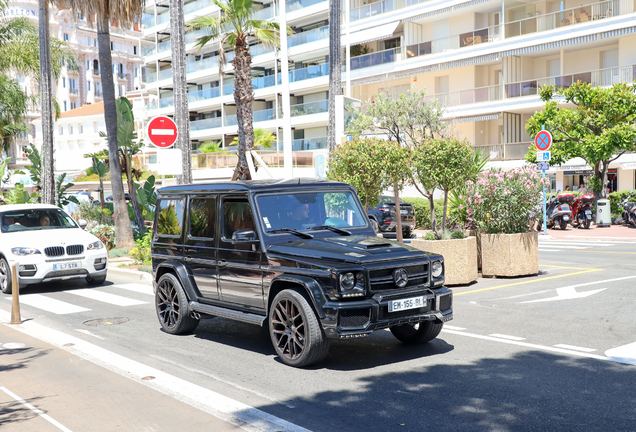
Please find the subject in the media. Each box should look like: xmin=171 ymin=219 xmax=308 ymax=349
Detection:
xmin=45 ymin=257 xmax=85 ymax=263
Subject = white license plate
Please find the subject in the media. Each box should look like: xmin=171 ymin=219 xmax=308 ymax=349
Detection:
xmin=585 ymin=210 xmax=592 ymax=215
xmin=389 ymin=296 xmax=426 ymax=313
xmin=563 ymin=216 xmax=569 ymax=221
xmin=400 ymin=210 xmax=408 ymax=215
xmin=53 ymin=262 xmax=79 ymax=270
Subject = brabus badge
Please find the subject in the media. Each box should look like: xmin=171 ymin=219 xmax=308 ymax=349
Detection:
xmin=392 ymin=268 xmax=408 ymax=288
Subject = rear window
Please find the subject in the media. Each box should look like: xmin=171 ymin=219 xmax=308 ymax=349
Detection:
xmin=155 ymin=199 xmax=185 ymax=237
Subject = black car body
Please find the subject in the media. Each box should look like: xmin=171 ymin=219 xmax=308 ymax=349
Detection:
xmin=151 ymin=179 xmax=452 ymax=367
xmin=368 ymin=196 xmax=416 ymax=236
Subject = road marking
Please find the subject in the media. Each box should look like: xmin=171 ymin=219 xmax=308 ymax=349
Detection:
xmin=111 ymin=283 xmax=154 ymax=296
xmin=553 ymin=344 xmax=597 ymax=353
xmin=443 ymin=325 xmax=466 ymax=331
xmin=564 ymin=236 xmax=636 ymax=242
xmin=6 ymin=294 xmax=90 ymax=314
xmin=1 ymin=386 xmax=73 ymax=432
xmin=65 ymin=289 xmax=147 ymax=306
xmin=538 ymin=248 xmax=560 ymax=251
xmin=75 ymin=329 xmax=105 ymax=340
xmin=0 ymin=310 xmax=310 ymax=432
xmin=488 ymin=333 xmax=526 ymax=341
xmin=540 ymin=265 xmax=601 ymax=269
xmin=576 ymin=251 xmax=636 ymax=255
xmin=605 ymin=342 xmax=636 ymax=366
xmin=537 ymin=245 xmax=589 ymax=249
xmin=522 ymin=286 xmax=607 ymax=303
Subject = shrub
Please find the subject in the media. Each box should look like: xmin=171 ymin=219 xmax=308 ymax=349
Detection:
xmin=609 ymin=189 xmax=634 ymax=214
xmin=130 ymin=231 xmax=152 ymax=265
xmin=423 ymin=232 xmax=436 ymax=240
xmin=90 ymin=225 xmax=116 ymax=250
xmin=402 ymin=197 xmax=445 ymax=230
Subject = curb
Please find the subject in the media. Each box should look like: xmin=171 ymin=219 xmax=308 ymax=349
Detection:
xmin=108 ymin=266 xmax=153 ymax=284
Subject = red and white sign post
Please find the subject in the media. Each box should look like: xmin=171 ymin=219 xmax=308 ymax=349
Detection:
xmin=147 ymin=116 xmax=178 ymax=148
xmin=535 ymin=128 xmax=553 ymax=236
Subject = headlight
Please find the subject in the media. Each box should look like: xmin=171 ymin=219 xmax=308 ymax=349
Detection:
xmin=340 ymin=272 xmax=356 ymax=290
xmin=11 ymin=247 xmax=42 ymax=256
xmin=87 ymin=241 xmax=104 ymax=250
xmin=431 ymin=261 xmax=443 ymax=278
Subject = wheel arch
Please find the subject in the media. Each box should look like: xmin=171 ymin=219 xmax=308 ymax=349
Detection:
xmin=155 ymin=261 xmax=199 ymax=301
xmin=267 ymin=275 xmax=328 ymax=319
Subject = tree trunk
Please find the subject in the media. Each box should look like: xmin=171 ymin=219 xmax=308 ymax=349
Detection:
xmin=97 ymin=12 xmax=134 ymax=248
xmin=124 ymin=155 xmax=145 ymax=235
xmin=232 ymin=37 xmax=254 ymax=181
xmin=327 ymin=0 xmax=342 ymax=153
xmin=170 ymin=0 xmax=192 ymax=184
xmin=428 ymin=193 xmax=437 ymax=234
xmin=442 ymin=190 xmax=448 ymax=232
xmin=38 ymin=0 xmax=55 ymax=205
xmin=592 ymin=160 xmax=610 ymax=203
xmin=394 ymin=181 xmax=403 ymax=243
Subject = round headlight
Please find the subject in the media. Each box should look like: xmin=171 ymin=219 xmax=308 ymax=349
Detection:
xmin=431 ymin=261 xmax=443 ymax=278
xmin=340 ymin=272 xmax=356 ymax=290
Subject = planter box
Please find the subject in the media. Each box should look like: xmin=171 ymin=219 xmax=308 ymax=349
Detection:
xmin=411 ymin=236 xmax=478 ymax=286
xmin=480 ymin=232 xmax=538 ymax=277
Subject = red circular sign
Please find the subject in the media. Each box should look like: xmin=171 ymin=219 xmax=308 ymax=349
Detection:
xmin=534 ymin=130 xmax=553 ymax=151
xmin=147 ymin=116 xmax=178 ymax=148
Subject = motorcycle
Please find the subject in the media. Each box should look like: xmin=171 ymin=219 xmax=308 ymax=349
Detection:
xmin=546 ymin=193 xmax=573 ymax=230
xmin=570 ymin=193 xmax=594 ymax=229
xmin=619 ymin=191 xmax=636 ymax=226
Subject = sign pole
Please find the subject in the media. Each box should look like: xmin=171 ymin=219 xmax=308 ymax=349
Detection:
xmin=541 ymin=125 xmax=547 ymax=236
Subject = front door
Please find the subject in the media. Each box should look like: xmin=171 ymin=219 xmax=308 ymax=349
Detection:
xmin=217 ymin=194 xmax=264 ymax=309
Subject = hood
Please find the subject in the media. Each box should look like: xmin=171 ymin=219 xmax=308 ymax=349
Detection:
xmin=266 ymin=234 xmax=431 ymax=264
xmin=1 ymin=227 xmax=99 ymax=250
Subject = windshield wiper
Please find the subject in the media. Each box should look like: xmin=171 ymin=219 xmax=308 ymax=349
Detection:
xmin=308 ymin=225 xmax=351 ymax=236
xmin=267 ymin=228 xmax=314 ymax=239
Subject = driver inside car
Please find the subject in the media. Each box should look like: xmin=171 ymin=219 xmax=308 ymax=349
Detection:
xmin=290 ymin=202 xmax=311 ymax=224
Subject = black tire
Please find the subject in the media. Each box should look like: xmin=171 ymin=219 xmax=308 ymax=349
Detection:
xmin=0 ymin=258 xmax=12 ymax=295
xmin=403 ymin=227 xmax=412 ymax=239
xmin=85 ymin=273 xmax=107 ymax=285
xmin=269 ymin=289 xmax=329 ymax=367
xmin=155 ymin=273 xmax=199 ymax=335
xmin=583 ymin=218 xmax=591 ymax=229
xmin=390 ymin=321 xmax=443 ymax=345
xmin=560 ymin=219 xmax=568 ymax=230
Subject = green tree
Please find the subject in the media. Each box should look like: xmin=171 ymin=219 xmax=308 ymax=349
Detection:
xmin=230 ymin=128 xmax=276 ymax=150
xmin=382 ymin=141 xmax=411 ymax=243
xmin=526 ymin=82 xmax=636 ymax=200
xmin=449 ymin=150 xmax=490 ymax=226
xmin=55 ymin=173 xmax=79 ymax=208
xmin=190 ymin=0 xmax=290 ymax=180
xmin=198 ymin=141 xmax=223 ymax=153
xmin=0 ymin=74 xmax=30 ymax=155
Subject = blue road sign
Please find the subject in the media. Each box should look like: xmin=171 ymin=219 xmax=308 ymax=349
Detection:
xmin=536 ymin=163 xmax=550 ymax=171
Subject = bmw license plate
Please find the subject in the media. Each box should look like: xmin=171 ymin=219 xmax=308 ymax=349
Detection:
xmin=389 ymin=296 xmax=426 ymax=313
xmin=53 ymin=262 xmax=79 ymax=270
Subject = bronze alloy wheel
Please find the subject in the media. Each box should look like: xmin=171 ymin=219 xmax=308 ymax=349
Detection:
xmin=155 ymin=273 xmax=199 ymax=335
xmin=271 ymin=297 xmax=306 ymax=361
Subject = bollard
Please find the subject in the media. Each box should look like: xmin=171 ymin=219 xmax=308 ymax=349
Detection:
xmin=10 ymin=263 xmax=21 ymax=324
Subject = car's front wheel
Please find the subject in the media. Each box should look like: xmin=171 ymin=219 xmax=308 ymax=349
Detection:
xmin=0 ymin=258 xmax=12 ymax=294
xmin=269 ymin=289 xmax=329 ymax=367
xmin=390 ymin=321 xmax=443 ymax=345
xmin=155 ymin=273 xmax=199 ymax=335
xmin=86 ymin=273 xmax=107 ymax=285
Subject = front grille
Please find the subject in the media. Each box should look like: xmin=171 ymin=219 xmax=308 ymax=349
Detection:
xmin=380 ymin=290 xmax=430 ymax=302
xmin=369 ymin=262 xmax=428 ymax=291
xmin=439 ymin=293 xmax=452 ymax=312
xmin=45 ymin=269 xmax=88 ymax=278
xmin=44 ymin=246 xmax=64 ymax=257
xmin=339 ymin=309 xmax=371 ymax=328
xmin=66 ymin=245 xmax=84 ymax=255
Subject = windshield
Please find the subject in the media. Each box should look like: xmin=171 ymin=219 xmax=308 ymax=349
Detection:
xmin=257 ymin=191 xmax=366 ymax=233
xmin=1 ymin=208 xmax=78 ymax=233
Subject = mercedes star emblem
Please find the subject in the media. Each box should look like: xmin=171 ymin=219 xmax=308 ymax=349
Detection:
xmin=392 ymin=268 xmax=408 ymax=288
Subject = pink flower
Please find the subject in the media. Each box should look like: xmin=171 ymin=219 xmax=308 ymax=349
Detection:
xmin=459 ymin=204 xmax=464 ymax=210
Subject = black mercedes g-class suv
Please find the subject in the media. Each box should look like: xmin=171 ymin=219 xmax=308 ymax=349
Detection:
xmin=151 ymin=179 xmax=452 ymax=367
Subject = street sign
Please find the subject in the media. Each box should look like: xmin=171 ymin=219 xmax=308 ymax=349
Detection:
xmin=536 ymin=163 xmax=550 ymax=171
xmin=537 ymin=151 xmax=551 ymax=162
xmin=156 ymin=148 xmax=183 ymax=175
xmin=534 ymin=130 xmax=552 ymax=151
xmin=147 ymin=116 xmax=178 ymax=148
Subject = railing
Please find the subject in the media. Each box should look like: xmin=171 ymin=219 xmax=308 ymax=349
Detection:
xmin=253 ymin=74 xmax=277 ymax=90
xmin=349 ymin=0 xmax=395 ymax=22
xmin=142 ymin=13 xmax=155 ymax=29
xmin=288 ymin=100 xmax=328 ymax=117
xmin=288 ymin=63 xmax=329 ymax=82
xmin=69 ymin=88 xmax=79 ymax=95
xmin=288 ymin=25 xmax=329 ymax=47
xmin=250 ymin=43 xmax=275 ymax=57
xmin=191 ymin=151 xmax=315 ymax=170
xmin=157 ymin=39 xmax=171 ymax=54
xmin=432 ymin=85 xmax=503 ymax=107
xmin=225 ymin=114 xmax=238 ymax=126
xmin=142 ymin=45 xmax=156 ymax=56
xmin=350 ymin=47 xmax=401 ymax=71
xmin=406 ymin=26 xmax=500 ymax=59
xmin=191 ymin=116 xmax=222 ymax=131
xmin=188 ymin=87 xmax=221 ymax=103
xmin=158 ymin=68 xmax=172 ymax=81
xmin=156 ymin=12 xmax=170 ymax=26
xmin=286 ymin=0 xmax=326 ymax=13
xmin=186 ymin=56 xmax=219 ymax=74
xmin=146 ymin=100 xmax=158 ymax=110
xmin=160 ymin=96 xmax=174 ymax=108
xmin=293 ymin=136 xmax=327 ymax=151
xmin=254 ymin=108 xmax=277 ymax=122
xmin=95 ymin=90 xmax=103 ymax=97
xmin=254 ymin=6 xmax=276 ymax=20
xmin=184 ymin=0 xmax=213 ymax=15
xmin=117 ymin=73 xmax=127 ymax=80
xmin=185 ymin=28 xmax=211 ymax=45
xmin=142 ymin=71 xmax=157 ymax=83
xmin=475 ymin=142 xmax=532 ymax=161
xmin=92 ymin=69 xmax=100 ymax=76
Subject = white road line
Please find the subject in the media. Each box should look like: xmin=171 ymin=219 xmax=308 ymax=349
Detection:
xmin=443 ymin=325 xmax=466 ymax=331
xmin=65 ymin=289 xmax=147 ymax=307
xmin=111 ymin=283 xmax=154 ymax=296
xmin=538 ymin=248 xmax=560 ymax=252
xmin=1 ymin=386 xmax=73 ymax=432
xmin=75 ymin=329 xmax=105 ymax=340
xmin=553 ymin=344 xmax=597 ymax=353
xmin=605 ymin=342 xmax=636 ymax=365
xmin=488 ymin=333 xmax=526 ymax=341
xmin=539 ymin=239 xmax=617 ymax=245
xmin=563 ymin=236 xmax=636 ymax=242
xmin=6 ymin=294 xmax=90 ymax=315
xmin=535 ymin=245 xmax=589 ymax=249
xmin=0 ymin=310 xmax=310 ymax=432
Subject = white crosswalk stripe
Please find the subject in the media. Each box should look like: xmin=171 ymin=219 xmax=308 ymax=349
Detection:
xmin=538 ymin=238 xmax=617 ymax=251
xmin=65 ymin=289 xmax=148 ymax=306
xmin=110 ymin=283 xmax=154 ymax=296
xmin=7 ymin=294 xmax=91 ymax=315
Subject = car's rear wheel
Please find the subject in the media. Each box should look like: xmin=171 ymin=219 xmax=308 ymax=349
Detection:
xmin=269 ymin=289 xmax=329 ymax=367
xmin=390 ymin=321 xmax=443 ymax=345
xmin=85 ymin=274 xmax=107 ymax=285
xmin=0 ymin=258 xmax=12 ymax=294
xmin=155 ymin=273 xmax=199 ymax=335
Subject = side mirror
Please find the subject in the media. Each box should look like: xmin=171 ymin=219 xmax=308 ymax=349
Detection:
xmin=78 ymin=219 xmax=87 ymax=229
xmin=232 ymin=229 xmax=257 ymax=243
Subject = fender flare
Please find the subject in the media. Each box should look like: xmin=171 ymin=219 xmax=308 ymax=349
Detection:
xmin=268 ymin=274 xmax=329 ymax=319
xmin=155 ymin=261 xmax=200 ymax=301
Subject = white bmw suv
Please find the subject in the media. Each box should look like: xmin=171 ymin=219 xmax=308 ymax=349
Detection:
xmin=0 ymin=204 xmax=108 ymax=294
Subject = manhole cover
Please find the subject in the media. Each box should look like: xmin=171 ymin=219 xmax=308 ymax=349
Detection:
xmin=83 ymin=317 xmax=130 ymax=326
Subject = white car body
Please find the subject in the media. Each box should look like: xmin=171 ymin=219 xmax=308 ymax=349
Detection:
xmin=0 ymin=204 xmax=108 ymax=292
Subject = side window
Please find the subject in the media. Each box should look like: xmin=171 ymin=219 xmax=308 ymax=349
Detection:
xmin=222 ymin=197 xmax=257 ymax=241
xmin=189 ymin=197 xmax=216 ymax=239
xmin=156 ymin=198 xmax=185 ymax=238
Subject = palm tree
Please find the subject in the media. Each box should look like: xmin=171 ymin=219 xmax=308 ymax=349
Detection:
xmin=327 ymin=0 xmax=341 ymax=153
xmin=198 ymin=141 xmax=223 ymax=153
xmin=190 ymin=0 xmax=290 ymax=180
xmin=38 ymin=0 xmax=55 ymax=204
xmin=0 ymin=75 xmax=30 ymax=156
xmin=230 ymin=128 xmax=275 ymax=149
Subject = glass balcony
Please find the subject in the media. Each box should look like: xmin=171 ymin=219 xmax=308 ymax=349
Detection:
xmin=142 ymin=45 xmax=156 ymax=56
xmin=293 ymin=136 xmax=327 ymax=151
xmin=188 ymin=87 xmax=221 ymax=103
xmin=253 ymin=74 xmax=277 ymax=90
xmin=190 ymin=116 xmax=222 ymax=131
xmin=158 ymin=68 xmax=172 ymax=81
xmin=185 ymin=28 xmax=211 ymax=45
xmin=288 ymin=25 xmax=329 ymax=47
xmin=475 ymin=142 xmax=532 ymax=161
xmin=350 ymin=47 xmax=400 ymax=71
xmin=250 ymin=43 xmax=275 ymax=57
xmin=288 ymin=63 xmax=329 ymax=82
xmin=156 ymin=12 xmax=170 ymax=26
xmin=141 ymin=13 xmax=155 ymax=29
xmin=225 ymin=114 xmax=238 ymax=126
xmin=349 ymin=0 xmax=394 ymax=22
xmin=286 ymin=100 xmax=328 ymax=117
xmin=160 ymin=96 xmax=174 ymax=108
xmin=192 ymin=151 xmax=315 ymax=170
xmin=254 ymin=108 xmax=277 ymax=122
xmin=253 ymin=6 xmax=276 ymax=20
xmin=223 ymin=82 xmax=234 ymax=96
xmin=156 ymin=39 xmax=171 ymax=54
xmin=432 ymin=85 xmax=503 ymax=107
xmin=184 ymin=0 xmax=213 ymax=15
xmin=142 ymin=71 xmax=157 ymax=83
xmin=286 ymin=0 xmax=326 ymax=13
xmin=406 ymin=26 xmax=500 ymax=59
xmin=186 ymin=56 xmax=219 ymax=74
xmin=146 ymin=100 xmax=158 ymax=110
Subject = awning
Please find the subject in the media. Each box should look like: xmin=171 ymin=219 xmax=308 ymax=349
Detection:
xmin=621 ymin=162 xmax=636 ymax=170
xmin=342 ymin=21 xmax=399 ymax=47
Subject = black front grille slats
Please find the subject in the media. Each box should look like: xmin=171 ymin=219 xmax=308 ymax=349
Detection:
xmin=369 ymin=262 xmax=429 ymax=291
xmin=66 ymin=245 xmax=84 ymax=255
xmin=44 ymin=245 xmax=84 ymax=257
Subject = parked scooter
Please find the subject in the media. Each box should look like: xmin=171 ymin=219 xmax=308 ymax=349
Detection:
xmin=570 ymin=193 xmax=594 ymax=229
xmin=619 ymin=191 xmax=636 ymax=226
xmin=546 ymin=192 xmax=574 ymax=230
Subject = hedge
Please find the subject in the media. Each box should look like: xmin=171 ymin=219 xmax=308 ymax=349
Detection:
xmin=401 ymin=197 xmax=446 ymax=230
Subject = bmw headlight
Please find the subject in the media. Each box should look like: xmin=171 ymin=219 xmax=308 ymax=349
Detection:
xmin=340 ymin=272 xmax=356 ymax=290
xmin=431 ymin=261 xmax=443 ymax=278
xmin=11 ymin=247 xmax=42 ymax=256
xmin=87 ymin=241 xmax=104 ymax=250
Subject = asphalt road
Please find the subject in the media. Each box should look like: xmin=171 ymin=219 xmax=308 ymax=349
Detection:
xmin=2 ymin=239 xmax=636 ymax=432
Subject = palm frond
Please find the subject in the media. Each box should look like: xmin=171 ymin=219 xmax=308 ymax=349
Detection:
xmin=54 ymin=0 xmax=145 ymax=28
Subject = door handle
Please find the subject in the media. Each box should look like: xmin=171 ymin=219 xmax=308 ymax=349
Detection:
xmin=218 ymin=259 xmax=227 ymax=267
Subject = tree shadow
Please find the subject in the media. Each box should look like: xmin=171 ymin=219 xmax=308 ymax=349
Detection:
xmin=18 ymin=279 xmax=115 ymax=294
xmin=0 ymin=397 xmax=46 ymax=426
xmin=0 ymin=346 xmax=50 ymax=372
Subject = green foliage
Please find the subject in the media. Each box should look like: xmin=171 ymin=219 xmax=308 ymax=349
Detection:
xmin=130 ymin=231 xmax=152 ymax=265
xmin=90 ymin=225 xmax=116 ymax=250
xmin=449 ymin=150 xmax=490 ymax=226
xmin=133 ymin=175 xmax=157 ymax=221
xmin=55 ymin=173 xmax=79 ymax=208
xmin=108 ymin=248 xmax=130 ymax=258
xmin=423 ymin=232 xmax=436 ymax=240
xmin=230 ymin=128 xmax=275 ymax=149
xmin=157 ymin=204 xmax=181 ymax=236
xmin=5 ymin=183 xmax=34 ymax=204
xmin=198 ymin=141 xmax=223 ymax=153
xmin=450 ymin=230 xmax=465 ymax=239
xmin=0 ymin=74 xmax=30 ymax=154
xmin=402 ymin=197 xmax=445 ymax=229
xmin=610 ymin=189 xmax=635 ymax=214
xmin=23 ymin=143 xmax=42 ymax=190
xmin=76 ymin=201 xmax=113 ymax=226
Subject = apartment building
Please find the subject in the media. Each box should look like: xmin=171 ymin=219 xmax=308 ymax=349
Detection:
xmin=140 ymin=0 xmax=636 ymax=189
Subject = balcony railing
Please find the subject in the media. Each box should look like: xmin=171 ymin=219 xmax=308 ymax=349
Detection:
xmin=188 ymin=87 xmax=221 ymax=103
xmin=254 ymin=5 xmax=276 ymax=20
xmin=142 ymin=71 xmax=157 ymax=83
xmin=289 ymin=25 xmax=329 ymax=47
xmin=117 ymin=72 xmax=127 ymax=80
xmin=142 ymin=13 xmax=155 ymax=29
xmin=191 ymin=116 xmax=222 ymax=131
xmin=184 ymin=0 xmax=213 ymax=15
xmin=406 ymin=26 xmax=500 ymax=59
xmin=254 ymin=108 xmax=277 ymax=122
xmin=95 ymin=90 xmax=103 ymax=97
xmin=160 ymin=96 xmax=174 ymax=108
xmin=225 ymin=113 xmax=238 ymax=126
xmin=186 ymin=56 xmax=219 ymax=74
xmin=92 ymin=69 xmax=100 ymax=76
xmin=69 ymin=88 xmax=79 ymax=95
xmin=158 ymin=68 xmax=172 ymax=81
xmin=289 ymin=63 xmax=329 ymax=82
xmin=157 ymin=39 xmax=171 ymax=54
xmin=350 ymin=47 xmax=401 ymax=71
xmin=288 ymin=100 xmax=329 ymax=117
xmin=191 ymin=151 xmax=315 ymax=170
xmin=292 ymin=136 xmax=327 ymax=151
xmin=475 ymin=142 xmax=532 ymax=161
xmin=185 ymin=28 xmax=212 ymax=45
xmin=156 ymin=12 xmax=170 ymax=26
xmin=287 ymin=0 xmax=326 ymax=13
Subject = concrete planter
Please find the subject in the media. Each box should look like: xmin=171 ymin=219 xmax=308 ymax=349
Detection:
xmin=411 ymin=236 xmax=478 ymax=286
xmin=479 ymin=232 xmax=539 ymax=277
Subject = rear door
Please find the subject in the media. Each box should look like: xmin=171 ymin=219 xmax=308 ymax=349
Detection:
xmin=152 ymin=197 xmax=186 ymax=267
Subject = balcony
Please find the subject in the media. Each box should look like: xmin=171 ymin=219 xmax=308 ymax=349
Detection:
xmin=191 ymin=151 xmax=315 ymax=170
xmin=92 ymin=69 xmax=100 ymax=76
xmin=69 ymin=88 xmax=79 ymax=96
xmin=254 ymin=108 xmax=277 ymax=122
xmin=157 ymin=39 xmax=171 ymax=54
xmin=475 ymin=142 xmax=532 ymax=161
xmin=191 ymin=116 xmax=222 ymax=131
xmin=292 ymin=136 xmax=327 ymax=150
xmin=142 ymin=71 xmax=157 ymax=83
xmin=288 ymin=25 xmax=329 ymax=48
xmin=158 ymin=68 xmax=172 ymax=81
xmin=156 ymin=12 xmax=169 ymax=26
xmin=288 ymin=100 xmax=328 ymax=117
xmin=406 ymin=26 xmax=500 ymax=60
xmin=184 ymin=0 xmax=213 ymax=15
xmin=188 ymin=87 xmax=221 ymax=103
xmin=117 ymin=72 xmax=127 ymax=80
xmin=142 ymin=13 xmax=155 ymax=29
xmin=95 ymin=90 xmax=103 ymax=98
xmin=286 ymin=0 xmax=326 ymax=13
xmin=288 ymin=63 xmax=329 ymax=82
xmin=159 ymin=96 xmax=174 ymax=108
xmin=350 ymin=47 xmax=401 ymax=71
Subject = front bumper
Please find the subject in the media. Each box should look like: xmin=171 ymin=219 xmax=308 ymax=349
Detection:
xmin=320 ymin=286 xmax=453 ymax=339
xmin=379 ymin=219 xmax=416 ymax=232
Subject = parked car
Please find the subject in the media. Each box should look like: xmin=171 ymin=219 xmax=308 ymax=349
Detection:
xmin=0 ymin=204 xmax=108 ymax=294
xmin=105 ymin=193 xmax=132 ymax=203
xmin=151 ymin=179 xmax=451 ymax=367
xmin=367 ymin=196 xmax=416 ymax=238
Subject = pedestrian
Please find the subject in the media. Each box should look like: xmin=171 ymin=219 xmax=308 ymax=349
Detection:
xmin=565 ymin=185 xmax=571 ymax=191
xmin=579 ymin=184 xmax=587 ymax=194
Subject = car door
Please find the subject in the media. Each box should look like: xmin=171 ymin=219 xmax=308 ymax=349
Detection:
xmin=183 ymin=195 xmax=219 ymax=300
xmin=217 ymin=193 xmax=264 ymax=309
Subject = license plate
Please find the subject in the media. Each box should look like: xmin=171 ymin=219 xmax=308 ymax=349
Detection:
xmin=53 ymin=262 xmax=79 ymax=270
xmin=400 ymin=210 xmax=408 ymax=215
xmin=563 ymin=216 xmax=569 ymax=221
xmin=389 ymin=296 xmax=426 ymax=313
xmin=585 ymin=210 xmax=592 ymax=215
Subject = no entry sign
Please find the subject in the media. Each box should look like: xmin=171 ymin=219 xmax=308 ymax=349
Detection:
xmin=534 ymin=130 xmax=553 ymax=151
xmin=147 ymin=116 xmax=178 ymax=148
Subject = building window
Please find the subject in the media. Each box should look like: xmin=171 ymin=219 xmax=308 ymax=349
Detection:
xmin=86 ymin=60 xmax=90 ymax=70
xmin=62 ymin=77 xmax=66 ymax=88
xmin=134 ymin=45 xmax=138 ymax=55
xmin=149 ymin=154 xmax=157 ymax=164
xmin=110 ymin=42 xmax=114 ymax=50
xmin=59 ymin=126 xmax=63 ymax=135
xmin=79 ymin=125 xmax=83 ymax=133
xmin=69 ymin=126 xmax=73 ymax=134
xmin=71 ymin=102 xmax=77 ymax=109
xmin=88 ymin=81 xmax=91 ymax=91
xmin=63 ymin=33 xmax=69 ymax=41
xmin=63 ymin=101 xmax=67 ymax=111
xmin=134 ymin=67 xmax=138 ymax=77
xmin=69 ymin=78 xmax=76 ymax=89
